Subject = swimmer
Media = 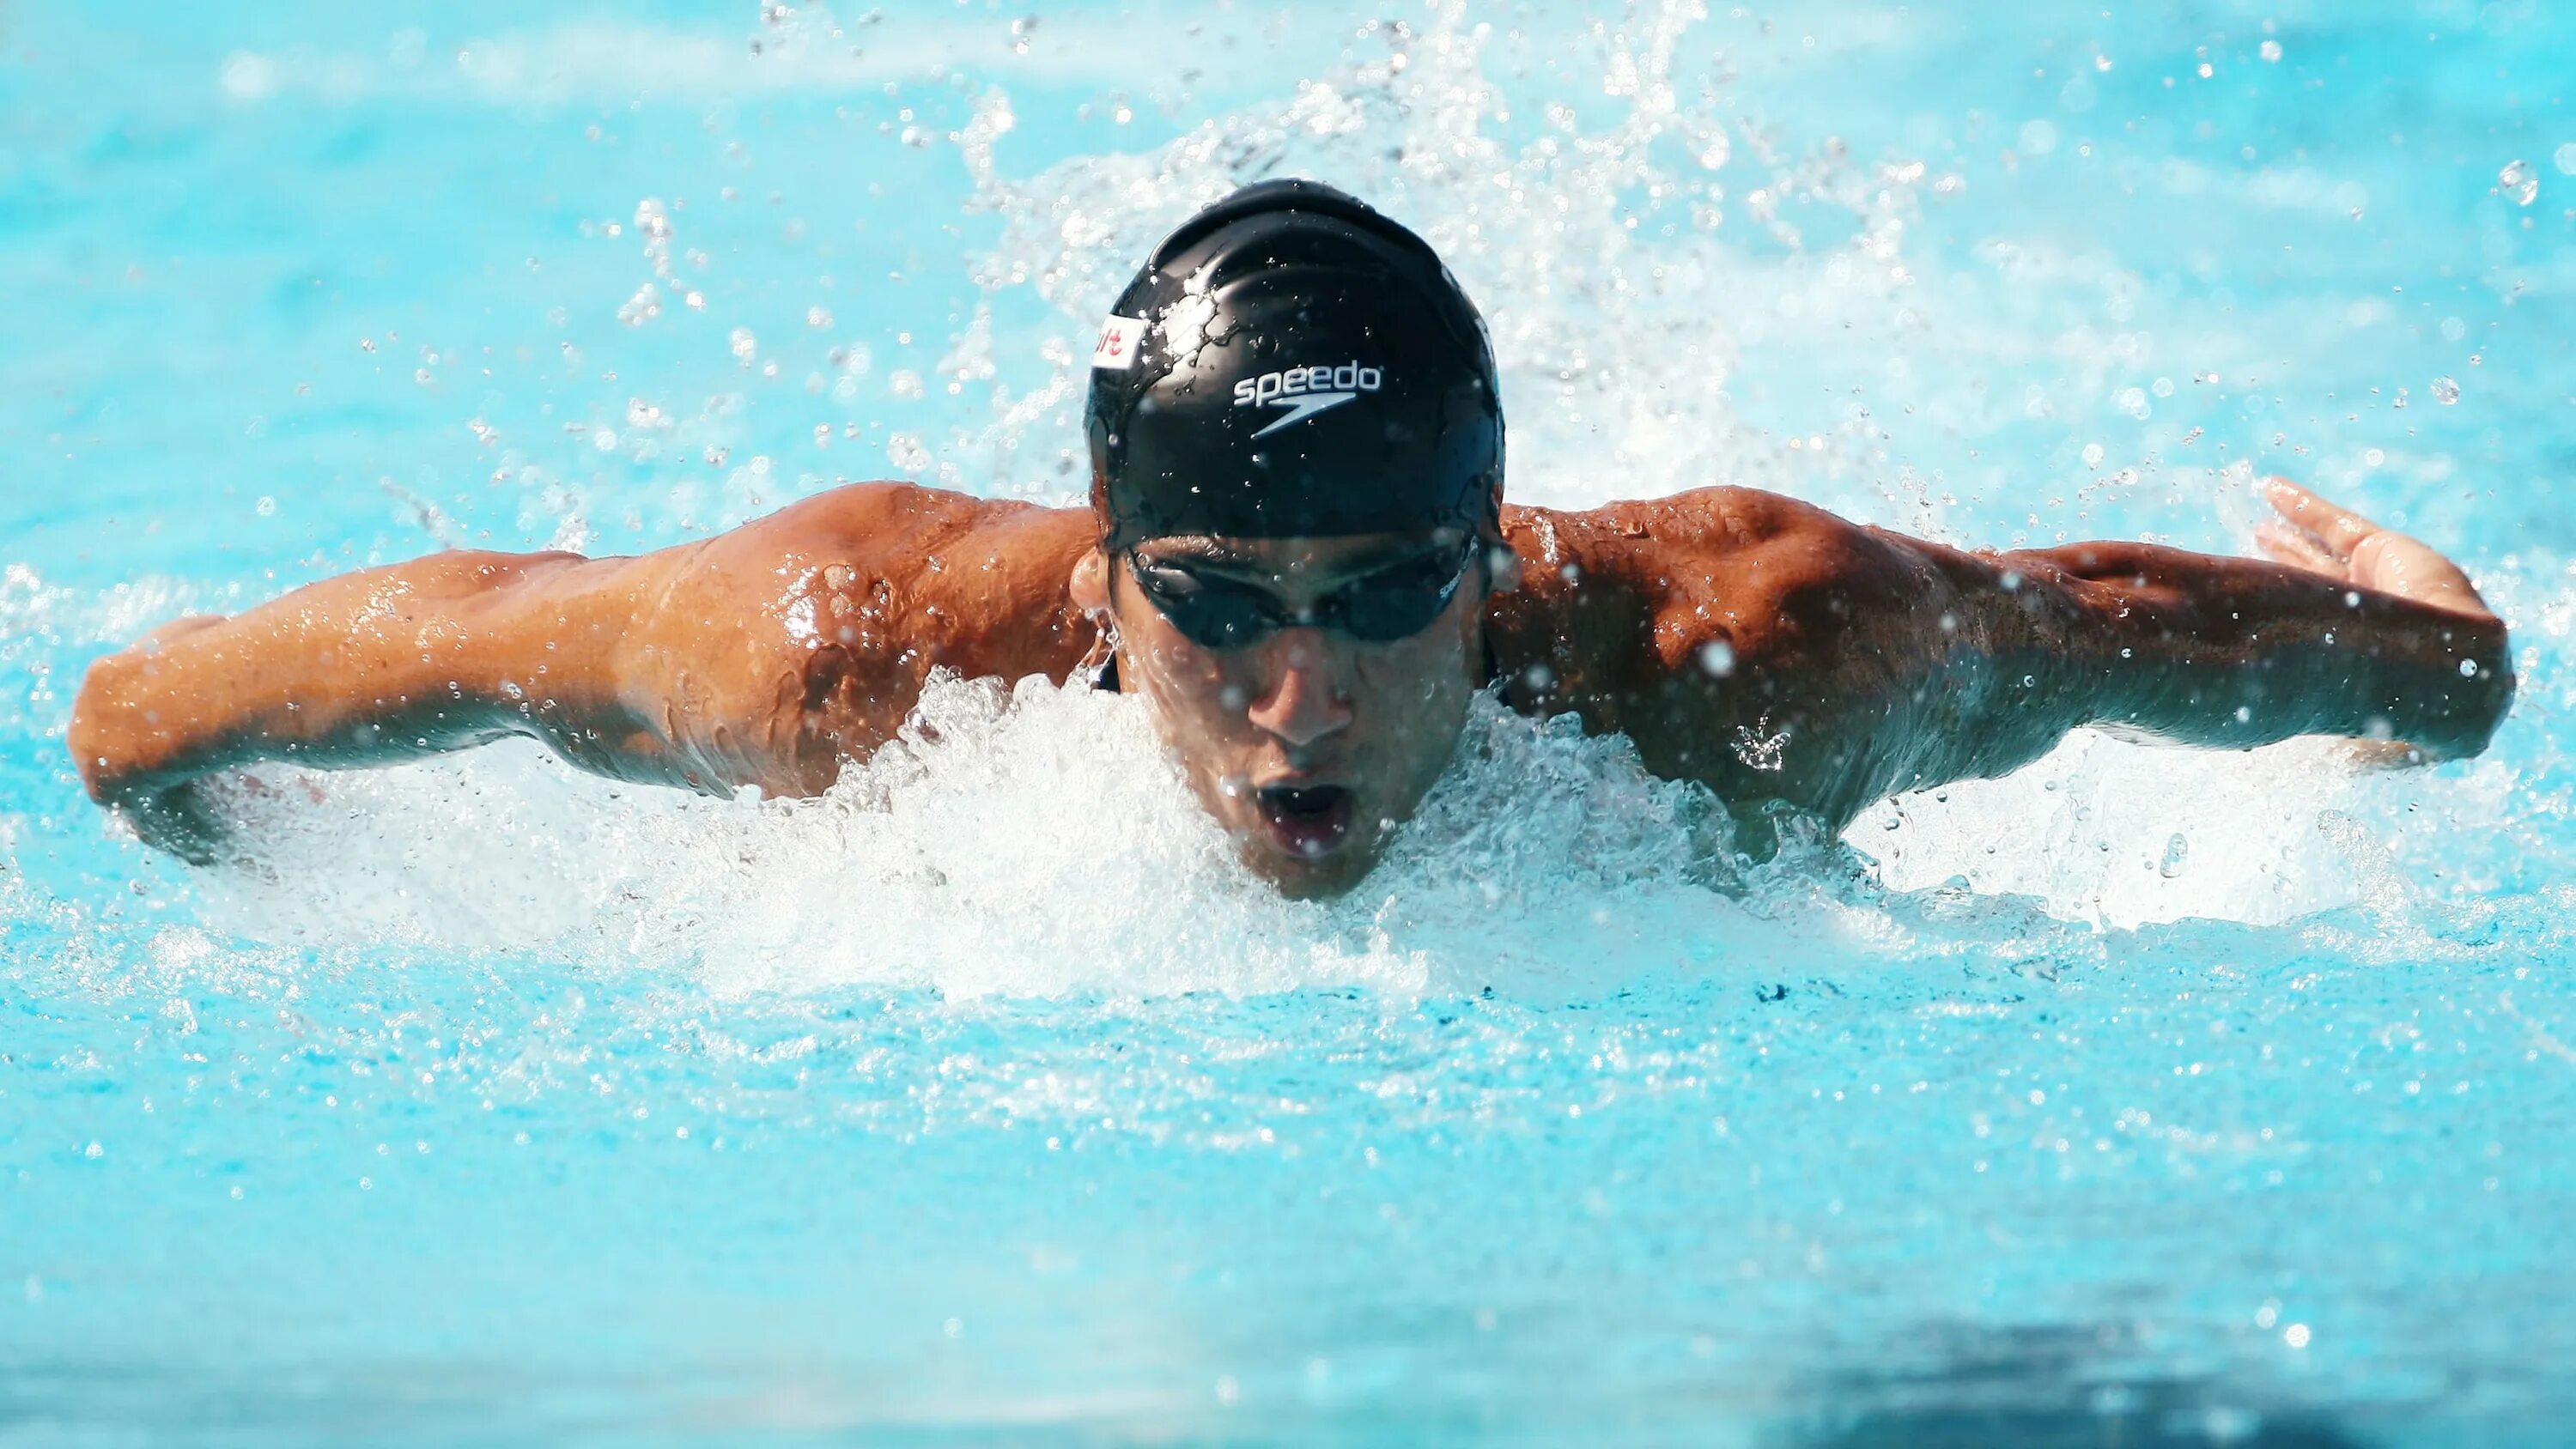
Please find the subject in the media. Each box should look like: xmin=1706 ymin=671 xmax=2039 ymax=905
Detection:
xmin=68 ymin=180 xmax=2514 ymax=896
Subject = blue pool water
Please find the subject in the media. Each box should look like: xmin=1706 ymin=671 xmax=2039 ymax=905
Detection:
xmin=9 ymin=0 xmax=2576 ymax=1441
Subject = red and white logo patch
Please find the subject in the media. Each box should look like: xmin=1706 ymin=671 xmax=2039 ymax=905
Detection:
xmin=1091 ymin=313 xmax=1147 ymax=370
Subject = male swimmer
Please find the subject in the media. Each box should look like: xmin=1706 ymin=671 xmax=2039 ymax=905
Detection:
xmin=70 ymin=180 xmax=2514 ymax=897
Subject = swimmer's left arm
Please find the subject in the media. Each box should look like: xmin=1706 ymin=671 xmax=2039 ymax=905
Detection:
xmin=1998 ymin=478 xmax=2513 ymax=766
xmin=1568 ymin=482 xmax=2512 ymax=834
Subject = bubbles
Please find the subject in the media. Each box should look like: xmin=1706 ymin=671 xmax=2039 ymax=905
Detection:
xmin=2432 ymin=375 xmax=2460 ymax=405
xmin=616 ymin=282 xmax=663 ymax=326
xmin=2559 ymin=142 xmax=2576 ymax=177
xmin=887 ymin=432 xmax=932 ymax=471
xmin=2159 ymin=832 xmax=2189 ymax=878
xmin=2500 ymin=159 xmax=2539 ymax=206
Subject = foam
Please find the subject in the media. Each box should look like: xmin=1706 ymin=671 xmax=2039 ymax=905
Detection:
xmin=193 ymin=675 xmax=1818 ymax=999
xmin=177 ymin=653 xmax=2465 ymax=1000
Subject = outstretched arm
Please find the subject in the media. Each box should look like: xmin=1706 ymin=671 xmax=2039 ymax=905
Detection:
xmin=69 ymin=547 xmax=682 ymax=862
xmin=2021 ymin=478 xmax=2511 ymax=764
xmin=68 ymin=483 xmax=1098 ymax=861
xmin=1506 ymin=481 xmax=2513 ymax=833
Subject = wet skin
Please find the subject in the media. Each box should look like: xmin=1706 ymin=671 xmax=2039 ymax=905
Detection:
xmin=1071 ymin=530 xmax=1499 ymax=898
xmin=70 ymin=479 xmax=2515 ymax=890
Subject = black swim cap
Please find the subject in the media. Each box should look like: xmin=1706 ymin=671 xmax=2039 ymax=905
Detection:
xmin=1085 ymin=179 xmax=1504 ymax=552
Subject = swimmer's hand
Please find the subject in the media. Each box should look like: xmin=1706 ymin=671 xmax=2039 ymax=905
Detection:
xmin=70 ymin=615 xmax=232 ymax=864
xmin=2255 ymin=477 xmax=2498 ymax=623
xmin=2252 ymin=477 xmax=2505 ymax=767
xmin=98 ymin=777 xmax=233 ymax=866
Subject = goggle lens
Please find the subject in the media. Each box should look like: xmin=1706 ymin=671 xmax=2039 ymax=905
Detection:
xmin=1127 ymin=541 xmax=1477 ymax=650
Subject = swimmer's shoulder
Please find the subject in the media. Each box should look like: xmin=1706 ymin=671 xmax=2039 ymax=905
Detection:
xmin=714 ymin=480 xmax=1085 ymax=565
xmin=1501 ymin=484 xmax=1864 ymax=570
xmin=605 ymin=482 xmax=1097 ymax=796
xmin=667 ymin=482 xmax=1092 ymax=628
xmin=1498 ymin=485 xmax=1903 ymax=640
xmin=1492 ymin=488 xmax=1957 ymax=822
xmin=1490 ymin=484 xmax=1941 ymax=714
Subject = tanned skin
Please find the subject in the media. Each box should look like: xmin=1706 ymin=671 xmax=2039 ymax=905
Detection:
xmin=69 ymin=478 xmax=2513 ymax=876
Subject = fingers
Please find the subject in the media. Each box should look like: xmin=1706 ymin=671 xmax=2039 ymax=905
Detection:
xmin=2263 ymin=476 xmax=2382 ymax=556
xmin=2341 ymin=737 xmax=2428 ymax=773
xmin=2253 ymin=518 xmax=2345 ymax=577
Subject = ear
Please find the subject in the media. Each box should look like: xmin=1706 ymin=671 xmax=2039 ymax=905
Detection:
xmin=1070 ymin=547 xmax=1111 ymax=615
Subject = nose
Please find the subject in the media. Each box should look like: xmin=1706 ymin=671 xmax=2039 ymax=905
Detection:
xmin=1243 ymin=627 xmax=1353 ymax=749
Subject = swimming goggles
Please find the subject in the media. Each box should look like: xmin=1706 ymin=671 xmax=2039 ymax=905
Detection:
xmin=1121 ymin=537 xmax=1479 ymax=650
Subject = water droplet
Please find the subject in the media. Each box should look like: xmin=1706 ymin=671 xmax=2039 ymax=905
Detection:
xmin=2500 ymin=159 xmax=2539 ymax=206
xmin=1698 ymin=640 xmax=1735 ymax=677
xmin=2159 ymin=833 xmax=2189 ymax=879
xmin=2557 ymin=142 xmax=2576 ymax=176
xmin=728 ymin=327 xmax=757 ymax=363
xmin=2431 ymin=376 xmax=2460 ymax=405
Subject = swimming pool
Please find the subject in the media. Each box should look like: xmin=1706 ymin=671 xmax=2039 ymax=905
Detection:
xmin=8 ymin=0 xmax=2576 ymax=1441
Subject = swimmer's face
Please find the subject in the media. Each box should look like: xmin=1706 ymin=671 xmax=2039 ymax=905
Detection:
xmin=1073 ymin=530 xmax=1500 ymax=898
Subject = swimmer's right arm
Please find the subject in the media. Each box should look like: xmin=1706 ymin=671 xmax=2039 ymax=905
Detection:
xmin=67 ymin=548 xmax=673 ymax=862
xmin=68 ymin=483 xmax=1100 ymax=861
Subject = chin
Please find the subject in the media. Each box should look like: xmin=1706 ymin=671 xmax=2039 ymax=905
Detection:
xmin=1227 ymin=804 xmax=1388 ymax=898
xmin=1244 ymin=844 xmax=1382 ymax=900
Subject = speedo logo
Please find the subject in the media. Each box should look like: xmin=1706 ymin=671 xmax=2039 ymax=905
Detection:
xmin=1231 ymin=361 xmax=1383 ymax=439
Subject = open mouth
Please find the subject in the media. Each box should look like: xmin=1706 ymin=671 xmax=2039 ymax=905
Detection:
xmin=1255 ymin=784 xmax=1357 ymax=860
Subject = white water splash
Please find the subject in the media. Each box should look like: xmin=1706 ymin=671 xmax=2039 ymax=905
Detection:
xmin=197 ymin=676 xmax=1868 ymax=999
